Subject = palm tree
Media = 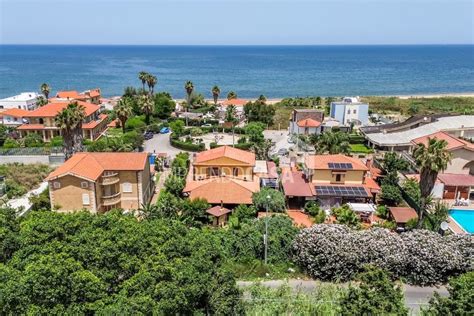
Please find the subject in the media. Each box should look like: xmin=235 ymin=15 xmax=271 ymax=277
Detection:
xmin=138 ymin=71 xmax=148 ymax=91
xmin=258 ymin=95 xmax=267 ymax=103
xmin=36 ymin=96 xmax=48 ymax=107
xmin=225 ymin=105 xmax=238 ymax=146
xmin=325 ymin=96 xmax=335 ymax=105
xmin=315 ymin=131 xmax=350 ymax=154
xmin=315 ymin=96 xmax=322 ymax=105
xmin=146 ymin=74 xmax=157 ymax=95
xmin=413 ymin=138 xmax=452 ymax=226
xmin=139 ymin=95 xmax=154 ymax=125
xmin=54 ymin=101 xmax=86 ymax=160
xmin=227 ymin=91 xmax=237 ymax=100
xmin=114 ymin=98 xmax=133 ymax=133
xmin=184 ymin=81 xmax=194 ymax=126
xmin=40 ymin=83 xmax=50 ymax=99
xmin=211 ymin=85 xmax=220 ymax=105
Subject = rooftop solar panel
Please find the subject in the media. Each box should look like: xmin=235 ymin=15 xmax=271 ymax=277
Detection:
xmin=328 ymin=162 xmax=353 ymax=170
xmin=315 ymin=185 xmax=369 ymax=198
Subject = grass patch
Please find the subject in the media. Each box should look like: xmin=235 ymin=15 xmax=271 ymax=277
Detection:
xmin=0 ymin=163 xmax=52 ymax=199
xmin=349 ymin=144 xmax=374 ymax=154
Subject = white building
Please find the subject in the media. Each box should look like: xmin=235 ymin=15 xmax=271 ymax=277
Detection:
xmin=0 ymin=92 xmax=40 ymax=111
xmin=330 ymin=96 xmax=369 ymax=126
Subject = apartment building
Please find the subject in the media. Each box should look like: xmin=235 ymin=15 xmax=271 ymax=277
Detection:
xmin=0 ymin=92 xmax=41 ymax=110
xmin=46 ymin=152 xmax=154 ymax=213
xmin=330 ymin=97 xmax=369 ymax=126
xmin=53 ymin=88 xmax=101 ymax=105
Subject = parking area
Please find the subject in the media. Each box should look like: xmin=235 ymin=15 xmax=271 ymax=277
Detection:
xmin=143 ymin=133 xmax=184 ymax=158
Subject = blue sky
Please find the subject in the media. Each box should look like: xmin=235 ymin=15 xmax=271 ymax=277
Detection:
xmin=1 ymin=0 xmax=472 ymax=45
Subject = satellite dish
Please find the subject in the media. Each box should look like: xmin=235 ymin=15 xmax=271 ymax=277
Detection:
xmin=440 ymin=221 xmax=449 ymax=231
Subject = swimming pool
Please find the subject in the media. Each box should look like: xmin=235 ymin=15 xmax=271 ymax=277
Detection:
xmin=449 ymin=209 xmax=474 ymax=234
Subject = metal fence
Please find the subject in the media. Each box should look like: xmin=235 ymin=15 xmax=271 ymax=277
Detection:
xmin=0 ymin=147 xmax=63 ymax=156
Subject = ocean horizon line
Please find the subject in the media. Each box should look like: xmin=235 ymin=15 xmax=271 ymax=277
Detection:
xmin=1 ymin=43 xmax=473 ymax=47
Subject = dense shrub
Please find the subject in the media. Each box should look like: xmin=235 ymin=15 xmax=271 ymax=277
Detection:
xmin=292 ymin=225 xmax=473 ymax=285
xmin=170 ymin=136 xmax=205 ymax=152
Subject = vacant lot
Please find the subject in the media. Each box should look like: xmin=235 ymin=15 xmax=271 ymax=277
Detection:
xmin=0 ymin=163 xmax=52 ymax=198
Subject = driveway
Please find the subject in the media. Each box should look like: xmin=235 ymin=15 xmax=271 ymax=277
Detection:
xmin=143 ymin=133 xmax=186 ymax=158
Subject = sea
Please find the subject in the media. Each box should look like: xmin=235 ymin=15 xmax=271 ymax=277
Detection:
xmin=0 ymin=45 xmax=473 ymax=99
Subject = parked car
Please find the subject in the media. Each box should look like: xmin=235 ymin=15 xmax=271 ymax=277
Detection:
xmin=201 ymin=123 xmax=212 ymax=127
xmin=143 ymin=131 xmax=154 ymax=140
xmin=160 ymin=127 xmax=170 ymax=134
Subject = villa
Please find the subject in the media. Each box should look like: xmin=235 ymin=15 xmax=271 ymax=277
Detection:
xmin=0 ymin=92 xmax=41 ymax=110
xmin=183 ymin=146 xmax=260 ymax=206
xmin=330 ymin=97 xmax=369 ymax=126
xmin=0 ymin=108 xmax=29 ymax=127
xmin=46 ymin=152 xmax=154 ymax=213
xmin=51 ymin=88 xmax=101 ymax=104
xmin=282 ymin=154 xmax=380 ymax=209
xmin=16 ymin=100 xmax=108 ymax=142
xmin=289 ymin=109 xmax=324 ymax=136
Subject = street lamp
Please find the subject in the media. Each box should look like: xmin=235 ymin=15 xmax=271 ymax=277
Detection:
xmin=264 ymin=194 xmax=271 ymax=265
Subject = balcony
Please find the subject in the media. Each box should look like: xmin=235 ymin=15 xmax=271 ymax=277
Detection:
xmin=101 ymin=192 xmax=121 ymax=206
xmin=101 ymin=173 xmax=120 ymax=185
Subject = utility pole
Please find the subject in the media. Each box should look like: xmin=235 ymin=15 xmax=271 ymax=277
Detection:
xmin=264 ymin=194 xmax=271 ymax=265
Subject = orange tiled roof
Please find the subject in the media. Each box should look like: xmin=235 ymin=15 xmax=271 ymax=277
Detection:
xmin=83 ymin=114 xmax=108 ymax=129
xmin=17 ymin=124 xmax=48 ymax=130
xmin=364 ymin=177 xmax=381 ymax=193
xmin=88 ymin=89 xmax=101 ymax=98
xmin=304 ymin=154 xmax=368 ymax=171
xmin=389 ymin=207 xmax=418 ymax=224
xmin=287 ymin=211 xmax=313 ymax=228
xmin=297 ymin=118 xmax=321 ymax=128
xmin=221 ymin=98 xmax=248 ymax=106
xmin=206 ymin=205 xmax=232 ymax=217
xmin=56 ymin=91 xmax=82 ymax=99
xmin=194 ymin=146 xmax=255 ymax=166
xmin=187 ymin=178 xmax=258 ymax=204
xmin=23 ymin=101 xmax=99 ymax=118
xmin=412 ymin=131 xmax=467 ymax=151
xmin=1 ymin=108 xmax=29 ymax=117
xmin=46 ymin=152 xmax=148 ymax=181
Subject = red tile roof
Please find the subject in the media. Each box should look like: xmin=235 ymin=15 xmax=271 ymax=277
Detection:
xmin=287 ymin=211 xmax=313 ymax=228
xmin=297 ymin=118 xmax=321 ymax=128
xmin=1 ymin=108 xmax=29 ymax=117
xmin=389 ymin=207 xmax=418 ymax=224
xmin=305 ymin=154 xmax=368 ymax=171
xmin=82 ymin=114 xmax=108 ymax=129
xmin=194 ymin=146 xmax=255 ymax=166
xmin=17 ymin=124 xmax=48 ymax=130
xmin=206 ymin=205 xmax=232 ymax=217
xmin=46 ymin=152 xmax=148 ymax=181
xmin=24 ymin=101 xmax=99 ymax=118
xmin=438 ymin=173 xmax=474 ymax=186
xmin=412 ymin=131 xmax=467 ymax=151
xmin=281 ymin=171 xmax=313 ymax=197
xmin=186 ymin=178 xmax=258 ymax=204
xmin=56 ymin=91 xmax=82 ymax=99
xmin=221 ymin=98 xmax=247 ymax=106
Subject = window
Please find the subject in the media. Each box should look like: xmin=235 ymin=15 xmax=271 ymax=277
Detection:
xmin=233 ymin=168 xmax=239 ymax=177
xmin=53 ymin=181 xmax=61 ymax=189
xmin=335 ymin=174 xmax=342 ymax=182
xmin=82 ymin=193 xmax=90 ymax=205
xmin=103 ymin=171 xmax=116 ymax=176
xmin=353 ymin=109 xmax=357 ymax=114
xmin=210 ymin=167 xmax=220 ymax=177
xmin=81 ymin=181 xmax=89 ymax=189
xmin=122 ymin=182 xmax=132 ymax=193
xmin=347 ymin=109 xmax=350 ymax=114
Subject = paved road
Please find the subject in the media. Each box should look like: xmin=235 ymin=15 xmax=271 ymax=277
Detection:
xmin=237 ymin=279 xmax=448 ymax=314
xmin=143 ymin=133 xmax=184 ymax=158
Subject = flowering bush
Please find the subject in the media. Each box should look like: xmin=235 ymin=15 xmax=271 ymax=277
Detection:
xmin=292 ymin=224 xmax=473 ymax=285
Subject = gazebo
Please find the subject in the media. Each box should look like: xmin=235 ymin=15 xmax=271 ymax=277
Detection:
xmin=206 ymin=205 xmax=232 ymax=227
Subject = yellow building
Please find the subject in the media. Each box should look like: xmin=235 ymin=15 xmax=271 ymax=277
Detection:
xmin=183 ymin=146 xmax=260 ymax=205
xmin=46 ymin=152 xmax=154 ymax=213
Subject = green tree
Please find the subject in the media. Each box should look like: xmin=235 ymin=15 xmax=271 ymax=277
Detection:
xmin=164 ymin=175 xmax=185 ymax=197
xmin=232 ymin=204 xmax=257 ymax=222
xmin=211 ymin=85 xmax=220 ymax=106
xmin=145 ymin=74 xmax=157 ymax=94
xmin=380 ymin=184 xmax=403 ymax=206
xmin=36 ymin=95 xmax=48 ymax=107
xmin=413 ymin=138 xmax=452 ymax=226
xmin=227 ymin=91 xmax=237 ymax=100
xmin=138 ymin=95 xmax=154 ymax=125
xmin=154 ymin=190 xmax=182 ymax=219
xmin=315 ymin=96 xmax=322 ymax=105
xmin=423 ymin=201 xmax=449 ymax=232
xmin=184 ymin=81 xmax=194 ymax=126
xmin=138 ymin=71 xmax=148 ymax=91
xmin=403 ymin=178 xmax=421 ymax=206
xmin=23 ymin=133 xmax=44 ymax=147
xmin=180 ymin=198 xmax=210 ymax=226
xmin=340 ymin=266 xmax=408 ymax=316
xmin=332 ymin=204 xmax=360 ymax=228
xmin=169 ymin=120 xmax=185 ymax=137
xmin=258 ymin=94 xmax=267 ymax=103
xmin=245 ymin=122 xmax=265 ymax=143
xmin=0 ymin=207 xmax=19 ymax=262
xmin=424 ymin=272 xmax=474 ymax=315
xmin=383 ymin=152 xmax=409 ymax=172
xmin=29 ymin=188 xmax=51 ymax=211
xmin=153 ymin=92 xmax=175 ymax=119
xmin=243 ymin=101 xmax=276 ymax=125
xmin=315 ymin=131 xmax=350 ymax=154
xmin=54 ymin=101 xmax=86 ymax=159
xmin=408 ymin=103 xmax=420 ymax=116
xmin=114 ymin=97 xmax=133 ymax=133
xmin=252 ymin=187 xmax=286 ymax=213
xmin=40 ymin=83 xmax=50 ymax=99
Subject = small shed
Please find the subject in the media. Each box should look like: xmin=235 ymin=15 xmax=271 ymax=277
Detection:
xmin=206 ymin=205 xmax=232 ymax=227
xmin=388 ymin=207 xmax=418 ymax=227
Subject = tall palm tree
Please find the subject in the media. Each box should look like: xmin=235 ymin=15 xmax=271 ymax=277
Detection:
xmin=114 ymin=98 xmax=133 ymax=133
xmin=40 ymin=83 xmax=50 ymax=99
xmin=315 ymin=131 xmax=350 ymax=154
xmin=225 ymin=105 xmax=238 ymax=146
xmin=139 ymin=95 xmax=154 ymax=125
xmin=184 ymin=81 xmax=194 ymax=126
xmin=413 ymin=138 xmax=452 ymax=226
xmin=36 ymin=96 xmax=48 ymax=107
xmin=54 ymin=101 xmax=86 ymax=160
xmin=146 ymin=74 xmax=157 ymax=95
xmin=227 ymin=91 xmax=237 ymax=100
xmin=138 ymin=71 xmax=148 ymax=91
xmin=211 ymin=85 xmax=220 ymax=105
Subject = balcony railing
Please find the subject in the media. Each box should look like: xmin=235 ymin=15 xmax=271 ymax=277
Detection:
xmin=101 ymin=192 xmax=121 ymax=206
xmin=101 ymin=173 xmax=120 ymax=185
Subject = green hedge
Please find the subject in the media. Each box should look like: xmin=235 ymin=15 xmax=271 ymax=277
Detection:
xmin=170 ymin=136 xmax=205 ymax=152
xmin=210 ymin=142 xmax=253 ymax=150
xmin=348 ymin=134 xmax=366 ymax=144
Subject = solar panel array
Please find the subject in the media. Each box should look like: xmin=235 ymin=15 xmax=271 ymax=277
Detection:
xmin=328 ymin=162 xmax=353 ymax=170
xmin=315 ymin=185 xmax=369 ymax=197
